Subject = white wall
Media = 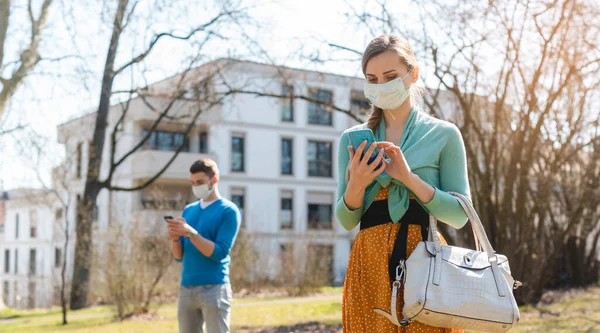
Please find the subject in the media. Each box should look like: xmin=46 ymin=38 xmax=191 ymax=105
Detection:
xmin=33 ymin=60 xmax=368 ymax=306
xmin=1 ymin=203 xmax=59 ymax=308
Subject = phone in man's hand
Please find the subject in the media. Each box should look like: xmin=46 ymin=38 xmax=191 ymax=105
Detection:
xmin=163 ymin=215 xmax=173 ymax=223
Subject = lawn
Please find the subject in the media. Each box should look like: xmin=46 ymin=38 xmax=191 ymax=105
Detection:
xmin=0 ymin=287 xmax=598 ymax=333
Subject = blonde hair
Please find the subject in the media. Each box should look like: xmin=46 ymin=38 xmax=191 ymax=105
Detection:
xmin=361 ymin=34 xmax=426 ymax=132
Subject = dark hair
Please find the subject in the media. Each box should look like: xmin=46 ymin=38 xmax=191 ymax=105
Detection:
xmin=361 ymin=34 xmax=423 ymax=131
xmin=189 ymin=158 xmax=219 ymax=178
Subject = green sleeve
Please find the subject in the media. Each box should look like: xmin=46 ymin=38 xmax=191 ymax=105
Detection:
xmin=422 ymin=125 xmax=471 ymax=228
xmin=335 ymin=132 xmax=363 ymax=231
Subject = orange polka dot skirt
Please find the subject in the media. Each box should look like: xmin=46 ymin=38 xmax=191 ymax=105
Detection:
xmin=342 ymin=186 xmax=464 ymax=333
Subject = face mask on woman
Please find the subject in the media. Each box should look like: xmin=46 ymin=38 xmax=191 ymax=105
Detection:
xmin=363 ymin=70 xmax=412 ymax=110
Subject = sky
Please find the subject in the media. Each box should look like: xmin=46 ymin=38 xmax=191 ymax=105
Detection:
xmin=0 ymin=0 xmax=425 ymax=190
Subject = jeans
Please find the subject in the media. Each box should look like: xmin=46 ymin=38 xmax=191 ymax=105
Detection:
xmin=177 ymin=284 xmax=232 ymax=333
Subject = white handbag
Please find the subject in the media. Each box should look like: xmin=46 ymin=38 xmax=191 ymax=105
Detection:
xmin=374 ymin=192 xmax=521 ymax=332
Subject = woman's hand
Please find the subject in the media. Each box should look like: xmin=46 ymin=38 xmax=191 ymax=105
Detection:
xmin=347 ymin=141 xmax=386 ymax=190
xmin=377 ymin=142 xmax=413 ymax=184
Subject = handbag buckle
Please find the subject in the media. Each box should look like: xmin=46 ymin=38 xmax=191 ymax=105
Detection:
xmin=400 ymin=318 xmax=412 ymax=326
xmin=463 ymin=254 xmax=474 ymax=266
xmin=395 ymin=260 xmax=406 ymax=282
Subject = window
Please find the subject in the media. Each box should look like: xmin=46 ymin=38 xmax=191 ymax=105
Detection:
xmin=307 ymin=192 xmax=333 ymax=230
xmin=231 ymin=188 xmax=245 ymax=226
xmin=28 ymin=281 xmax=35 ymax=308
xmin=173 ymin=132 xmax=189 ymax=151
xmin=3 ymin=281 xmax=8 ymax=304
xmin=281 ymin=85 xmax=294 ymax=122
xmin=29 ymin=210 xmax=37 ymax=238
xmin=199 ymin=131 xmax=209 ymax=153
xmin=308 ymin=204 xmax=333 ymax=229
xmin=12 ymin=281 xmax=17 ymax=304
xmin=350 ymin=90 xmax=371 ymax=121
xmin=280 ymin=243 xmax=294 ymax=262
xmin=280 ymin=191 xmax=293 ymax=230
xmin=28 ymin=249 xmax=36 ymax=276
xmin=157 ymin=131 xmax=173 ymax=151
xmin=76 ymin=195 xmax=81 ymax=224
xmin=4 ymin=250 xmax=9 ymax=273
xmin=15 ymin=214 xmax=19 ymax=239
xmin=140 ymin=184 xmax=193 ymax=210
xmin=55 ymin=208 xmax=63 ymax=221
xmin=305 ymin=244 xmax=334 ymax=285
xmin=308 ymin=88 xmax=333 ymax=125
xmin=308 ymin=140 xmax=333 ymax=177
xmin=76 ymin=142 xmax=82 ymax=178
xmin=281 ymin=138 xmax=293 ymax=175
xmin=231 ymin=135 xmax=245 ymax=172
xmin=92 ymin=205 xmax=99 ymax=223
xmin=14 ymin=249 xmax=18 ymax=274
xmin=142 ymin=129 xmax=190 ymax=152
xmin=55 ymin=248 xmax=62 ymax=268
xmin=279 ymin=243 xmax=295 ymax=281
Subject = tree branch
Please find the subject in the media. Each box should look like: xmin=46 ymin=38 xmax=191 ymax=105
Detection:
xmin=232 ymin=88 xmax=362 ymax=123
xmin=0 ymin=0 xmax=53 ymax=119
xmin=0 ymin=0 xmax=9 ymax=66
xmin=108 ymin=94 xmax=230 ymax=192
xmin=327 ymin=43 xmax=362 ymax=56
xmin=112 ymin=10 xmax=236 ymax=77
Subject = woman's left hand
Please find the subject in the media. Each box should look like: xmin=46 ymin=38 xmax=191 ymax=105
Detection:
xmin=377 ymin=142 xmax=413 ymax=184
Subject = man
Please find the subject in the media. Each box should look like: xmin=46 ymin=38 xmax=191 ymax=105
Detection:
xmin=167 ymin=158 xmax=241 ymax=333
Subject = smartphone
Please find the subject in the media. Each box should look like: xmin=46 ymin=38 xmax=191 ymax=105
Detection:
xmin=347 ymin=128 xmax=383 ymax=170
xmin=163 ymin=215 xmax=173 ymax=223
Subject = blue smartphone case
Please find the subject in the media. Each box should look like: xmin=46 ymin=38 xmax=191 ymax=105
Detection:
xmin=347 ymin=129 xmax=383 ymax=169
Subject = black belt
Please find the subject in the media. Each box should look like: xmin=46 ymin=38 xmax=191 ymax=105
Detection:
xmin=360 ymin=199 xmax=429 ymax=284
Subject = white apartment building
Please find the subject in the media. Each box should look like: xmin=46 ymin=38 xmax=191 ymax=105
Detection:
xmin=0 ymin=189 xmax=69 ymax=309
xmin=1 ymin=59 xmax=378 ymax=308
xmin=1 ymin=58 xmax=473 ymax=308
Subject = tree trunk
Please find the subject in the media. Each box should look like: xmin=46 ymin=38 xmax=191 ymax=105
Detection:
xmin=68 ymin=0 xmax=128 ymax=310
xmin=69 ymin=191 xmax=98 ymax=309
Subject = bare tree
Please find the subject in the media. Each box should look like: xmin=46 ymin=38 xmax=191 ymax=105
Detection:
xmin=7 ymin=128 xmax=73 ymax=321
xmin=52 ymin=165 xmax=73 ymax=325
xmin=0 ymin=0 xmax=54 ymax=126
xmin=68 ymin=0 xmax=260 ymax=309
xmin=335 ymin=0 xmax=600 ymax=303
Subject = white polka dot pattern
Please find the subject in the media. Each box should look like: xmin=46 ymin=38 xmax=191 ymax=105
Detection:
xmin=342 ymin=186 xmax=463 ymax=333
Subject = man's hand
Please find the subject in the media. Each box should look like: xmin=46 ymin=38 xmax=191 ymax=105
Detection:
xmin=168 ymin=228 xmax=180 ymax=241
xmin=167 ymin=217 xmax=196 ymax=237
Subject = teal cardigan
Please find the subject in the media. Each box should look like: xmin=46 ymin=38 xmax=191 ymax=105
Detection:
xmin=335 ymin=107 xmax=471 ymax=230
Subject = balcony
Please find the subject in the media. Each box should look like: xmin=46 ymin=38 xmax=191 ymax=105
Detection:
xmin=128 ymin=150 xmax=215 ymax=180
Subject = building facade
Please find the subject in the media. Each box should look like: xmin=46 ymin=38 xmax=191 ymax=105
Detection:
xmin=1 ymin=60 xmax=374 ymax=307
xmin=0 ymin=189 xmax=68 ymax=309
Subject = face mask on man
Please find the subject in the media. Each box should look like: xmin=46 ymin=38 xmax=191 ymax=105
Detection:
xmin=192 ymin=181 xmax=214 ymax=200
xmin=363 ymin=70 xmax=412 ymax=110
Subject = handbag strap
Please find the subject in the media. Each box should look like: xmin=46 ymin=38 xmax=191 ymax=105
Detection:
xmin=428 ymin=191 xmax=507 ymax=297
xmin=449 ymin=191 xmax=496 ymax=257
xmin=428 ymin=211 xmax=481 ymax=252
xmin=427 ymin=192 xmax=495 ymax=258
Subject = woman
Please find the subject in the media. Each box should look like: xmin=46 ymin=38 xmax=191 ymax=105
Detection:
xmin=336 ymin=34 xmax=471 ymax=332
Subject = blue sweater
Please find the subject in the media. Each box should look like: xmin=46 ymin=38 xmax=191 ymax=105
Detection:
xmin=178 ymin=198 xmax=241 ymax=286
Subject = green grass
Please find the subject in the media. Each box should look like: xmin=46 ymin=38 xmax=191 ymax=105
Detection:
xmin=1 ymin=287 xmax=598 ymax=333
xmin=0 ymin=305 xmax=113 ymax=320
xmin=0 ymin=299 xmax=342 ymax=333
